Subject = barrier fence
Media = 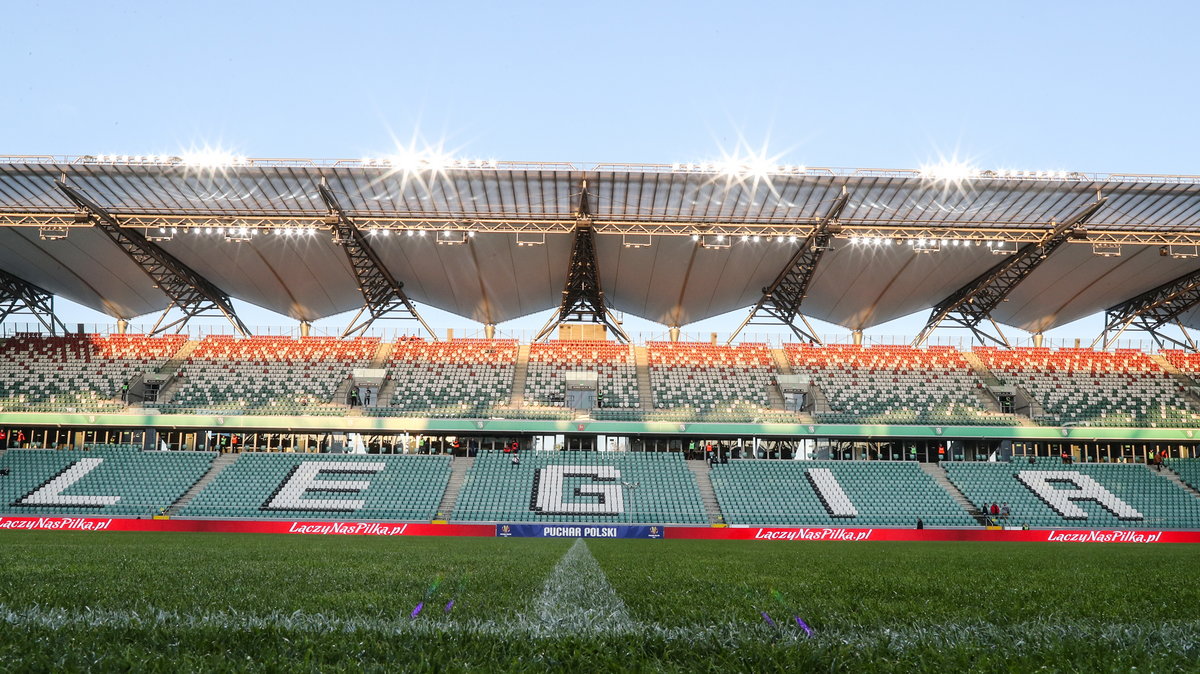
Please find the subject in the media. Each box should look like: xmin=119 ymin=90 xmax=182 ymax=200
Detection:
xmin=1 ymin=516 xmax=1197 ymax=542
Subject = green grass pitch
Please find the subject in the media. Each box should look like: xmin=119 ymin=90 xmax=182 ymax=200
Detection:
xmin=0 ymin=532 xmax=1197 ymax=672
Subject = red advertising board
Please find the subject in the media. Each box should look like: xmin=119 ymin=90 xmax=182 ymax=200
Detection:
xmin=666 ymin=526 xmax=1200 ymax=543
xmin=0 ymin=516 xmax=493 ymax=537
xmin=1 ymin=516 xmax=1198 ymax=542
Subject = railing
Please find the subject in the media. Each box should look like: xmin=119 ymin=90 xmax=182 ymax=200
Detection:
xmin=0 ymin=321 xmax=1163 ymax=353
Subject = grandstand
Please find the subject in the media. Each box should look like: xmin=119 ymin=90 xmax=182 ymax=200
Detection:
xmin=452 ymin=450 xmax=707 ymax=524
xmin=0 ymin=334 xmax=184 ymax=413
xmin=786 ymin=343 xmax=1020 ymax=425
xmin=974 ymin=347 xmax=1200 ymax=427
xmin=166 ymin=336 xmax=378 ymax=415
xmin=0 ymin=444 xmax=214 ymax=518
xmin=944 ymin=458 xmax=1200 ymax=529
xmin=525 ymin=340 xmax=639 ymax=409
xmin=646 ymin=342 xmax=779 ymax=422
xmin=712 ymin=459 xmax=976 ymax=527
xmin=374 ymin=338 xmax=517 ymax=418
xmin=1 ymin=158 xmax=1200 ymax=531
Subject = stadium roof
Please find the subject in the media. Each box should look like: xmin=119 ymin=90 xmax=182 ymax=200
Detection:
xmin=2 ymin=155 xmax=1200 ymax=334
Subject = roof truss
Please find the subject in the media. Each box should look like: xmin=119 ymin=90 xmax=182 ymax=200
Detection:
xmin=534 ymin=180 xmax=631 ymax=342
xmin=317 ymin=178 xmax=437 ymax=339
xmin=0 ymin=267 xmax=69 ymax=334
xmin=728 ymin=186 xmax=851 ymax=344
xmin=913 ymin=195 xmax=1108 ymax=347
xmin=1094 ymin=267 xmax=1200 ymax=350
xmin=54 ymin=178 xmax=250 ymax=337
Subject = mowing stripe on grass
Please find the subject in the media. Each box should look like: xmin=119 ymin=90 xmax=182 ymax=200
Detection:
xmin=2 ymin=599 xmax=1200 ymax=652
xmin=530 ymin=538 xmax=635 ymax=634
xmin=1 ymin=603 xmax=1199 ymax=656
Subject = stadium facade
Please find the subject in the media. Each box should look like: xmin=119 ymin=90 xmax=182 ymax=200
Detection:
xmin=2 ymin=155 xmax=1200 ymax=532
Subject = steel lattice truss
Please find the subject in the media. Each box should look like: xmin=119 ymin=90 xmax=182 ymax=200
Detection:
xmin=914 ymin=197 xmax=1109 ymax=347
xmin=535 ymin=183 xmax=630 ymax=342
xmin=318 ymin=180 xmax=436 ymax=338
xmin=55 ymin=180 xmax=250 ymax=336
xmin=729 ymin=187 xmax=851 ymax=343
xmin=0 ymin=267 xmax=68 ymax=334
xmin=1096 ymin=268 xmax=1200 ymax=350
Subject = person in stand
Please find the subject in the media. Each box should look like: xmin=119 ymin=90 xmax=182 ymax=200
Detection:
xmin=0 ymin=468 xmax=9 ymax=477
xmin=511 ymin=451 xmax=520 ymax=466
xmin=1001 ymin=503 xmax=1011 ymax=520
xmin=0 ymin=429 xmax=6 ymax=451
xmin=1021 ymin=522 xmax=1030 ymax=531
xmin=349 ymin=388 xmax=360 ymax=407
xmin=916 ymin=517 xmax=924 ymax=530
xmin=990 ymin=502 xmax=1000 ymax=519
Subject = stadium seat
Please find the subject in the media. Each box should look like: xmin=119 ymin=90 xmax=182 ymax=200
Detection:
xmin=646 ymin=342 xmax=785 ymax=422
xmin=975 ymin=347 xmax=1200 ymax=427
xmin=375 ymin=339 xmax=517 ymax=418
xmin=943 ymin=459 xmax=1200 ymax=529
xmin=164 ymin=336 xmax=378 ymax=415
xmin=524 ymin=340 xmax=640 ymax=409
xmin=0 ymin=334 xmax=185 ymax=413
xmin=451 ymin=450 xmax=707 ymax=524
xmin=711 ymin=460 xmax=977 ymax=527
xmin=786 ymin=343 xmax=1020 ymax=426
xmin=179 ymin=452 xmax=452 ymax=520
xmin=0 ymin=445 xmax=216 ymax=517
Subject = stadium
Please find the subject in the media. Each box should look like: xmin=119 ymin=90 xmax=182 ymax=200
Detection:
xmin=1 ymin=154 xmax=1199 ymax=669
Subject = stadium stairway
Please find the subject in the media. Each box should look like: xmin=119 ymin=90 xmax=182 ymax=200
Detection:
xmin=168 ymin=452 xmax=239 ymax=516
xmin=808 ymin=383 xmax=832 ymax=415
xmin=1150 ymin=354 xmax=1200 ymax=407
xmin=920 ymin=462 xmax=985 ymax=524
xmin=436 ymin=456 xmax=474 ymax=520
xmin=509 ymin=344 xmax=531 ymax=406
xmin=686 ymin=460 xmax=723 ymax=524
xmin=332 ymin=378 xmax=357 ymax=411
xmin=1163 ymin=465 xmax=1200 ymax=498
xmin=149 ymin=339 xmax=201 ymax=405
xmin=770 ymin=348 xmax=793 ymax=376
xmin=634 ymin=346 xmax=653 ymax=410
xmin=368 ymin=341 xmax=394 ymax=369
xmin=961 ymin=351 xmax=1038 ymax=426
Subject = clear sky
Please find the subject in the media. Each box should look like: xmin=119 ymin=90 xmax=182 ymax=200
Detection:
xmin=4 ymin=1 xmax=1198 ymax=344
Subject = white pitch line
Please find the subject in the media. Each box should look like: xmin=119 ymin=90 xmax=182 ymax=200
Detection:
xmin=529 ymin=538 xmax=635 ymax=635
xmin=0 ymin=603 xmax=1198 ymax=655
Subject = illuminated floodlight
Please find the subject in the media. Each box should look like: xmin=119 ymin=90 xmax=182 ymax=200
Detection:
xmin=180 ymin=147 xmax=247 ymax=169
xmin=919 ymin=160 xmax=979 ymax=183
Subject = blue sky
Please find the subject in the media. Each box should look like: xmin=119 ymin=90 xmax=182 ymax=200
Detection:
xmin=4 ymin=1 xmax=1198 ymax=342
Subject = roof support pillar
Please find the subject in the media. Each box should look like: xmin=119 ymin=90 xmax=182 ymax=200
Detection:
xmin=727 ymin=187 xmax=851 ymax=345
xmin=913 ymin=194 xmax=1108 ymax=348
xmin=0 ymin=267 xmax=70 ymax=335
xmin=318 ymin=178 xmax=437 ymax=340
xmin=484 ymin=323 xmax=496 ymax=340
xmin=852 ymin=329 xmax=863 ymax=346
xmin=534 ymin=179 xmax=631 ymax=343
xmin=1032 ymin=332 xmax=1043 ymax=348
xmin=1092 ymin=267 xmax=1200 ymax=351
xmin=53 ymin=178 xmax=249 ymax=337
xmin=669 ymin=325 xmax=680 ymax=342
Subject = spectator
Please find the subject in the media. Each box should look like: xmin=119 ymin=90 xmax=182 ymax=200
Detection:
xmin=990 ymin=502 xmax=1000 ymax=518
xmin=511 ymin=452 xmax=520 ymax=466
xmin=1021 ymin=522 xmax=1030 ymax=530
xmin=915 ymin=517 xmax=924 ymax=530
xmin=1001 ymin=503 xmax=1011 ymax=520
